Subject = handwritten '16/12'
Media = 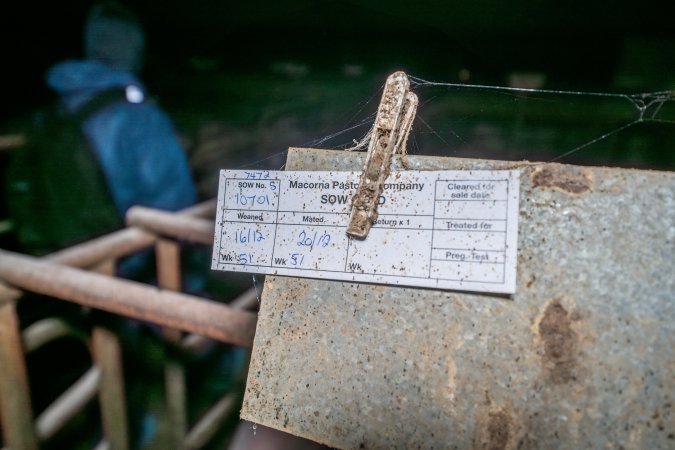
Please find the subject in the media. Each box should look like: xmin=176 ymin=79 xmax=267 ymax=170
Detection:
xmin=235 ymin=228 xmax=265 ymax=244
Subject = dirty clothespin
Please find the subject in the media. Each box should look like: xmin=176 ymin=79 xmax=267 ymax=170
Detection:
xmin=346 ymin=71 xmax=418 ymax=239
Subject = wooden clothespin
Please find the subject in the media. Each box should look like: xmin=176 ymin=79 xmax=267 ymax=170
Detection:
xmin=346 ymin=71 xmax=418 ymax=239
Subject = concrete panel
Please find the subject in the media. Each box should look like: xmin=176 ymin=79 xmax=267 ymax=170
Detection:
xmin=241 ymin=148 xmax=674 ymax=450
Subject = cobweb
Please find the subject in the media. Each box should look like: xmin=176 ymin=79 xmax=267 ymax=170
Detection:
xmin=230 ymin=73 xmax=674 ymax=301
xmin=298 ymin=74 xmax=675 ymax=170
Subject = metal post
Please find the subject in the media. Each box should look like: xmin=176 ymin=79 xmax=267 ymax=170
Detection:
xmin=92 ymin=259 xmax=129 ymax=450
xmin=0 ymin=296 xmax=38 ymax=450
xmin=92 ymin=327 xmax=129 ymax=450
xmin=156 ymin=240 xmax=187 ymax=449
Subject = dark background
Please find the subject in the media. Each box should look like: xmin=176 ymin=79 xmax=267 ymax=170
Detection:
xmin=2 ymin=1 xmax=674 ymax=222
xmin=3 ymin=0 xmax=675 ymax=112
xmin=0 ymin=2 xmax=673 ymax=448
xmin=2 ymin=0 xmax=674 ymax=221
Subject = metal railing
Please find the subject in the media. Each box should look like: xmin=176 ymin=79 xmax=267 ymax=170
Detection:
xmin=0 ymin=200 xmax=258 ymax=450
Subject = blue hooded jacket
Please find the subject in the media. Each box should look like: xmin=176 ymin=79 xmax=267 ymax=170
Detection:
xmin=46 ymin=60 xmax=196 ymax=216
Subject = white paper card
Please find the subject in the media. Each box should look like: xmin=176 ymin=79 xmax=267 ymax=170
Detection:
xmin=211 ymin=169 xmax=520 ymax=294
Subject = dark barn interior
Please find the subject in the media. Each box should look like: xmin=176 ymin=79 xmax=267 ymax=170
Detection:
xmin=0 ymin=1 xmax=674 ymax=449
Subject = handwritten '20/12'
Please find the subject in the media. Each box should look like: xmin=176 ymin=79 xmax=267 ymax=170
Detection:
xmin=291 ymin=230 xmax=331 ymax=267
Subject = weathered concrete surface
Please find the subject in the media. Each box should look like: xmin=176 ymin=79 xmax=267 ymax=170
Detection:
xmin=241 ymin=148 xmax=674 ymax=449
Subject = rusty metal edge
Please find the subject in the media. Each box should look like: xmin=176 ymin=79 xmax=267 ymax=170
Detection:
xmin=0 ymin=249 xmax=258 ymax=347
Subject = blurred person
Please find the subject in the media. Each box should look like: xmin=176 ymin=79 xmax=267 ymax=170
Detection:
xmin=4 ymin=2 xmax=204 ymax=447
xmin=68 ymin=0 xmax=197 ymax=214
xmin=7 ymin=0 xmax=196 ymax=260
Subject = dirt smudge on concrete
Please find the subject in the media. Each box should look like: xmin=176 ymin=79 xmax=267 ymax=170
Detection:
xmin=536 ymin=299 xmax=580 ymax=384
xmin=531 ymin=164 xmax=592 ymax=194
xmin=475 ymin=404 xmax=515 ymax=450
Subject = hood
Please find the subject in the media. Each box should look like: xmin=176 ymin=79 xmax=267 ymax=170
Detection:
xmin=46 ymin=60 xmax=144 ymax=111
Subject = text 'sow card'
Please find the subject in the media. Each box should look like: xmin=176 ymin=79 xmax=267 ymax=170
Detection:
xmin=211 ymin=170 xmax=520 ymax=294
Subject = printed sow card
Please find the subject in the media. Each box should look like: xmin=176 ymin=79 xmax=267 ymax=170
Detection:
xmin=212 ymin=170 xmax=520 ymax=294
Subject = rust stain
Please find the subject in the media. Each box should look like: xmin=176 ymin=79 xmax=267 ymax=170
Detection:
xmin=486 ymin=410 xmax=512 ymax=450
xmin=537 ymin=299 xmax=580 ymax=384
xmin=531 ymin=165 xmax=592 ymax=194
xmin=476 ymin=405 xmax=514 ymax=450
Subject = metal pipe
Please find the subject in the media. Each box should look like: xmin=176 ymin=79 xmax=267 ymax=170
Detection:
xmin=44 ymin=198 xmax=217 ymax=270
xmin=229 ymin=287 xmax=259 ymax=310
xmin=92 ymin=440 xmax=110 ymax=450
xmin=45 ymin=227 xmax=157 ymax=269
xmin=35 ymin=367 xmax=100 ymax=441
xmin=22 ymin=318 xmax=81 ymax=353
xmin=184 ymin=393 xmax=237 ymax=450
xmin=126 ymin=207 xmax=214 ymax=245
xmin=0 ymin=283 xmax=22 ymax=306
xmin=180 ymin=198 xmax=217 ymax=218
xmin=156 ymin=240 xmax=182 ymax=292
xmin=0 ymin=134 xmax=26 ymax=151
xmin=0 ymin=249 xmax=257 ymax=347
xmin=181 ymin=287 xmax=259 ymax=353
